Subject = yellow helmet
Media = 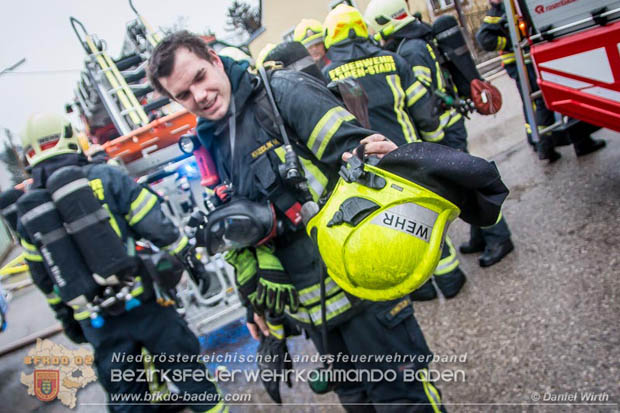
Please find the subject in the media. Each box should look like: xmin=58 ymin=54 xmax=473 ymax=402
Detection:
xmin=256 ymin=43 xmax=277 ymax=68
xmin=364 ymin=0 xmax=415 ymax=41
xmin=323 ymin=4 xmax=369 ymax=49
xmin=218 ymin=46 xmax=255 ymax=66
xmin=293 ymin=18 xmax=324 ymax=47
xmin=21 ymin=113 xmax=81 ymax=167
xmin=306 ymin=160 xmax=459 ymax=301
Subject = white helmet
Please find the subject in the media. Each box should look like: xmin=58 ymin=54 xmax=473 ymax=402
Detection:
xmin=364 ymin=0 xmax=415 ymax=40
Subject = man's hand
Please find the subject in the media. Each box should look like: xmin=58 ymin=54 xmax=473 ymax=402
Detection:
xmin=342 ymin=134 xmax=397 ymax=162
xmin=246 ymin=312 xmax=270 ymax=340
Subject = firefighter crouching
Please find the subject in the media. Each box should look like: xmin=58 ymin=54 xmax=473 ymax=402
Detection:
xmin=476 ymin=0 xmax=605 ymax=161
xmin=16 ymin=113 xmax=226 ymax=413
xmin=148 ymin=31 xmax=449 ymax=412
xmin=365 ymin=0 xmax=515 ymax=268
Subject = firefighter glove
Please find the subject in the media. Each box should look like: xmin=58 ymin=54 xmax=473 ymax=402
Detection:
xmin=254 ymin=246 xmax=299 ymax=316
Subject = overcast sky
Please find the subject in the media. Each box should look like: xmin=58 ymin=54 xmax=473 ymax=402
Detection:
xmin=0 ymin=0 xmax=257 ymax=141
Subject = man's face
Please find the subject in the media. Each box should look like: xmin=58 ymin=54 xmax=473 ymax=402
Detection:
xmin=307 ymin=42 xmax=326 ymax=63
xmin=159 ymin=48 xmax=232 ymax=120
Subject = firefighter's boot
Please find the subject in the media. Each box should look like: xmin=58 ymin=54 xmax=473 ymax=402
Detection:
xmin=573 ymin=136 xmax=606 ymax=157
xmin=537 ymin=134 xmax=561 ymax=163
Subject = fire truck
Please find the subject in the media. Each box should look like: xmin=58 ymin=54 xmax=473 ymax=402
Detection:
xmin=503 ymin=0 xmax=620 ymax=140
xmin=65 ymin=1 xmax=245 ymax=335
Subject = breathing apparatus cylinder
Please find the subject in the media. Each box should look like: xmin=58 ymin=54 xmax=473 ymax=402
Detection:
xmin=17 ymin=189 xmax=100 ymax=303
xmin=432 ymin=14 xmax=482 ymax=99
xmin=46 ymin=166 xmax=137 ymax=283
xmin=0 ymin=189 xmax=24 ymax=231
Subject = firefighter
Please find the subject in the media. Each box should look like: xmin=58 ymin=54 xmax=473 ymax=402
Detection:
xmin=17 ymin=113 xmax=225 ymax=413
xmin=322 ymin=4 xmax=466 ymax=299
xmin=148 ymin=30 xmax=446 ymax=412
xmin=293 ymin=18 xmax=331 ymax=69
xmin=365 ymin=0 xmax=514 ymax=268
xmin=476 ymin=0 xmax=606 ymax=161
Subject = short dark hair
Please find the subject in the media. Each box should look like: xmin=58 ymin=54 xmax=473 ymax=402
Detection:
xmin=147 ymin=30 xmax=215 ymax=98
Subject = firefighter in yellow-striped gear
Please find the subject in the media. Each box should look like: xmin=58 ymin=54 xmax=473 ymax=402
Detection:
xmin=366 ymin=0 xmax=515 ymax=269
xmin=149 ymin=30 xmax=446 ymax=413
xmin=16 ymin=113 xmax=227 ymax=413
xmin=476 ymin=0 xmax=605 ymax=161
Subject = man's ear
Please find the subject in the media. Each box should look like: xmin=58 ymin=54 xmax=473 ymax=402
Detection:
xmin=209 ymin=49 xmax=224 ymax=68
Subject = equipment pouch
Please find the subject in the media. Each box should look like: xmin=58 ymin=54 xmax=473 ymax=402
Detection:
xmin=376 ymin=297 xmax=413 ymax=329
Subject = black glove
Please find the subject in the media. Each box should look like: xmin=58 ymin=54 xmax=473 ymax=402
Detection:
xmin=53 ymin=304 xmax=87 ymax=344
xmin=257 ymin=333 xmax=293 ymax=404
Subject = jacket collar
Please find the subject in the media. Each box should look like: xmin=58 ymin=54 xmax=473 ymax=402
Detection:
xmin=325 ymin=39 xmax=383 ymax=63
xmin=30 ymin=153 xmax=89 ymax=189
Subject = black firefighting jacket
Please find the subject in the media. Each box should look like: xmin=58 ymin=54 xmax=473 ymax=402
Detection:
xmin=323 ymin=38 xmax=441 ymax=146
xmin=476 ymin=2 xmax=530 ymax=69
xmin=196 ymin=58 xmax=377 ymax=328
xmin=386 ymin=21 xmax=463 ymax=142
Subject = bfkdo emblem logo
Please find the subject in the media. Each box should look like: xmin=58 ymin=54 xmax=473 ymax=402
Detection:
xmin=34 ymin=370 xmax=60 ymax=402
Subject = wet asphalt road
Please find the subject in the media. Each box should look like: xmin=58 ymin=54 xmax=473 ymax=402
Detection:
xmin=0 ymin=72 xmax=618 ymax=412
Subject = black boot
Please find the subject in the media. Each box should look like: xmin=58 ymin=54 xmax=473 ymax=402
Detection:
xmin=460 ymin=226 xmax=486 ymax=254
xmin=410 ymin=279 xmax=437 ymax=301
xmin=479 ymin=239 xmax=514 ymax=267
xmin=551 ymin=131 xmax=571 ymax=147
xmin=573 ymin=136 xmax=606 ymax=157
xmin=459 ymin=239 xmax=485 ymax=254
xmin=434 ymin=268 xmax=466 ymax=299
xmin=537 ymin=134 xmax=561 ymax=163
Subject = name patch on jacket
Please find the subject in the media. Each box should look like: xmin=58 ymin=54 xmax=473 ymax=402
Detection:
xmin=251 ymin=138 xmax=281 ymax=159
xmin=328 ymin=56 xmax=397 ymax=81
xmin=370 ymin=203 xmax=437 ymax=243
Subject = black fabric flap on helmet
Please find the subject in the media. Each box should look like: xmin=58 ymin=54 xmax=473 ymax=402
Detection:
xmin=377 ymin=142 xmax=509 ymax=227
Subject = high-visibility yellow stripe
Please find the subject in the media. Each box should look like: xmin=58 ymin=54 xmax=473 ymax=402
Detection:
xmin=484 ymin=15 xmax=503 ymax=24
xmin=309 ymin=292 xmax=352 ymax=325
xmin=164 ymin=235 xmax=188 ymax=255
xmin=266 ymin=322 xmax=285 ymax=340
xmin=434 ymin=237 xmax=459 ymax=276
xmin=421 ymin=370 xmax=443 ymax=413
xmin=307 ymin=106 xmax=355 ymax=160
xmin=481 ymin=211 xmax=503 ymax=229
xmin=21 ymin=240 xmax=43 ymax=262
xmin=275 ymin=147 xmax=327 ymax=202
xmin=406 ymin=81 xmax=428 ymax=106
xmin=73 ymin=309 xmax=91 ymax=321
xmin=421 ymin=125 xmax=445 ymax=142
xmin=102 ymin=204 xmax=121 ymax=237
xmin=46 ymin=292 xmax=62 ymax=305
xmin=298 ymin=277 xmax=341 ymax=306
xmin=386 ymin=74 xmax=418 ymax=143
xmin=126 ymin=189 xmax=157 ymax=226
xmin=497 ymin=36 xmax=507 ymax=51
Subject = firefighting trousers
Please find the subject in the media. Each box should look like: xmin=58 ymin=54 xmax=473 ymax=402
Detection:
xmin=305 ymin=298 xmax=446 ymax=413
xmin=80 ymin=300 xmax=221 ymax=413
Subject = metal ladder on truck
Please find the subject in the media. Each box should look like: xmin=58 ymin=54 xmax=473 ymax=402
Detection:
xmin=70 ymin=16 xmax=157 ymax=137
